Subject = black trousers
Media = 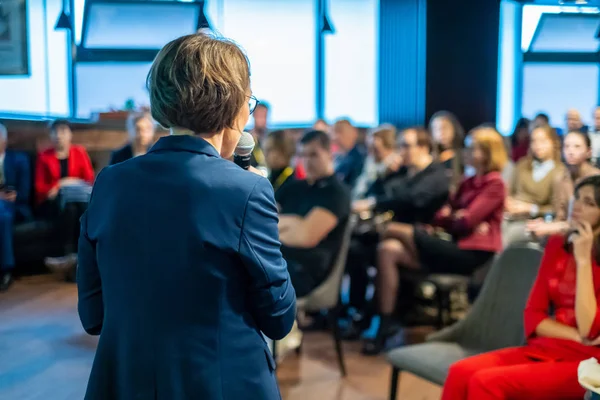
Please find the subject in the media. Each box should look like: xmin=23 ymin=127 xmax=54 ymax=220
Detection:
xmin=40 ymin=199 xmax=88 ymax=256
xmin=345 ymin=231 xmax=380 ymax=311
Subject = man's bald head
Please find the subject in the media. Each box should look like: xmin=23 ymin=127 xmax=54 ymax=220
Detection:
xmin=567 ymin=109 xmax=583 ymax=131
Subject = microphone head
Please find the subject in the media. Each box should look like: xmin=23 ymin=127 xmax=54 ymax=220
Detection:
xmin=235 ymin=131 xmax=255 ymax=157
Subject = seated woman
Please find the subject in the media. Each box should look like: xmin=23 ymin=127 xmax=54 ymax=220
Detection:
xmin=504 ymin=124 xmax=564 ymax=245
xmin=109 ymin=111 xmax=156 ymax=165
xmin=35 ymin=120 xmax=95 ymax=273
xmin=263 ymin=130 xmax=297 ymax=192
xmin=528 ymin=130 xmax=600 ymax=239
xmin=441 ymin=174 xmax=600 ymax=400
xmin=364 ymin=126 xmax=507 ymax=355
xmin=429 ymin=110 xmax=465 ymax=190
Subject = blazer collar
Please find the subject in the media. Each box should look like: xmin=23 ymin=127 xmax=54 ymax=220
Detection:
xmin=148 ymin=135 xmax=221 ymax=158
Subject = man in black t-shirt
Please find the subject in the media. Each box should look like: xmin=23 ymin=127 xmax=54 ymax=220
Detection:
xmin=276 ymin=130 xmax=351 ymax=297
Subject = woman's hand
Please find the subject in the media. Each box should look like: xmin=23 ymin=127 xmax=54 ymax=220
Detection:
xmin=384 ymin=153 xmax=403 ymax=174
xmin=416 ymin=223 xmax=434 ymax=235
xmin=438 ymin=206 xmax=451 ymax=218
xmin=582 ymin=336 xmax=600 ymax=346
xmin=505 ymin=197 xmax=532 ymax=216
xmin=572 ymin=221 xmax=594 ymax=265
xmin=47 ymin=185 xmax=60 ymax=200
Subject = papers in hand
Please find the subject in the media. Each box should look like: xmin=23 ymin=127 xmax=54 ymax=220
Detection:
xmin=579 ymin=358 xmax=600 ymax=393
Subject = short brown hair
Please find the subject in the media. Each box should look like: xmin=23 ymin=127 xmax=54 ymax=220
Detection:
xmin=147 ymin=32 xmax=250 ymax=134
xmin=371 ymin=127 xmax=396 ymax=150
xmin=265 ymin=130 xmax=295 ymax=161
xmin=471 ymin=126 xmax=508 ymax=173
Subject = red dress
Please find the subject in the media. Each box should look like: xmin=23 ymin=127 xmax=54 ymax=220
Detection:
xmin=441 ymin=235 xmax=600 ymax=400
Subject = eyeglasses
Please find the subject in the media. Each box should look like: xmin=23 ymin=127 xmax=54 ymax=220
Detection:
xmin=249 ymin=95 xmax=259 ymax=115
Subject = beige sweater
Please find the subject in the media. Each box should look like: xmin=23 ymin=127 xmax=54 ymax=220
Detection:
xmin=510 ymin=158 xmax=565 ymax=216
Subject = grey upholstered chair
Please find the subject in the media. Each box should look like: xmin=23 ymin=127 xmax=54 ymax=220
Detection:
xmin=272 ymin=215 xmax=357 ymax=376
xmin=385 ymin=242 xmax=544 ymax=399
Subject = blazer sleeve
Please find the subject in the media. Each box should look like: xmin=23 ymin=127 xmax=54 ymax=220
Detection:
xmin=239 ymin=177 xmax=296 ymax=340
xmin=451 ymin=178 xmax=506 ymax=233
xmin=34 ymin=153 xmax=54 ymax=203
xmin=77 ymin=176 xmax=104 ymax=335
xmin=523 ymin=235 xmax=561 ymax=338
xmin=77 ymin=146 xmax=95 ymax=184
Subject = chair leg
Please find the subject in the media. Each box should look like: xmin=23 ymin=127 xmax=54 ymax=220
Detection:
xmin=329 ymin=307 xmax=347 ymax=377
xmin=436 ymin=288 xmax=445 ymax=330
xmin=389 ymin=367 xmax=401 ymax=400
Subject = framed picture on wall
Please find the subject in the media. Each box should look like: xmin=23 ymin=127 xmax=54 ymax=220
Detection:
xmin=0 ymin=0 xmax=29 ymax=76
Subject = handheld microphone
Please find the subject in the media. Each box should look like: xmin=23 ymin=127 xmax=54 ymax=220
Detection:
xmin=234 ymin=131 xmax=255 ymax=170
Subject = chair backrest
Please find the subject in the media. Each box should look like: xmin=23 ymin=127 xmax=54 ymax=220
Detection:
xmin=300 ymin=215 xmax=358 ymax=312
xmin=456 ymin=242 xmax=544 ymax=351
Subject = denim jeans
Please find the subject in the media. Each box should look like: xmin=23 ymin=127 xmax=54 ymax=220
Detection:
xmin=0 ymin=200 xmax=14 ymax=271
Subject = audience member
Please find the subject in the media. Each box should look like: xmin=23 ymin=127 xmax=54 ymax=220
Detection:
xmin=109 ymin=112 xmax=155 ymax=165
xmin=504 ymin=124 xmax=564 ymax=245
xmin=527 ymin=130 xmax=600 ymax=238
xmin=348 ymin=127 xmax=449 ymax=340
xmin=264 ymin=130 xmax=296 ymax=192
xmin=441 ymin=175 xmax=600 ymax=400
xmin=276 ymin=130 xmax=351 ymax=297
xmin=313 ymin=119 xmax=329 ymax=133
xmin=332 ymin=119 xmax=366 ymax=187
xmin=36 ymin=120 xmax=94 ymax=272
xmin=353 ymin=127 xmax=449 ymax=224
xmin=365 ymin=126 xmax=507 ymax=355
xmin=566 ymin=109 xmax=588 ymax=135
xmin=510 ymin=117 xmax=531 ymax=162
xmin=590 ymin=107 xmax=600 ymax=165
xmin=250 ymin=100 xmax=268 ymax=169
xmin=429 ymin=111 xmax=464 ymax=190
xmin=533 ymin=112 xmax=550 ymax=129
xmin=0 ymin=123 xmax=31 ymax=291
xmin=352 ymin=125 xmax=399 ymax=200
xmin=313 ymin=118 xmax=339 ymax=154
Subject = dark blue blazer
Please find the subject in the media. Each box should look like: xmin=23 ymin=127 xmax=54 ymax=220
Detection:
xmin=77 ymin=135 xmax=296 ymax=400
xmin=3 ymin=150 xmax=32 ymax=221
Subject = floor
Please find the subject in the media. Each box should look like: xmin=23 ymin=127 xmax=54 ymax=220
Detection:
xmin=0 ymin=276 xmax=442 ymax=400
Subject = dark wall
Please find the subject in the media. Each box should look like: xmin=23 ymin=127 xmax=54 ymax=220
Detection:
xmin=378 ymin=0 xmax=427 ymax=129
xmin=425 ymin=0 xmax=500 ymax=131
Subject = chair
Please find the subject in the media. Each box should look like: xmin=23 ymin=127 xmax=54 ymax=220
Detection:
xmin=385 ymin=242 xmax=544 ymax=399
xmin=272 ymin=215 xmax=357 ymax=376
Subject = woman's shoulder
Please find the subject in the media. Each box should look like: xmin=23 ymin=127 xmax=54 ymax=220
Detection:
xmin=515 ymin=158 xmax=530 ymax=170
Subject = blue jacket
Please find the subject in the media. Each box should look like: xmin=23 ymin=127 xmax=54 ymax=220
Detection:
xmin=77 ymin=135 xmax=296 ymax=400
xmin=3 ymin=150 xmax=32 ymax=221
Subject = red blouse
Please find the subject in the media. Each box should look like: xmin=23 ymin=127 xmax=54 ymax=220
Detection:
xmin=35 ymin=145 xmax=95 ymax=204
xmin=523 ymin=235 xmax=600 ymax=361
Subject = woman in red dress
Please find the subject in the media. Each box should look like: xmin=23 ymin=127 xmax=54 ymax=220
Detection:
xmin=441 ymin=174 xmax=600 ymax=400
